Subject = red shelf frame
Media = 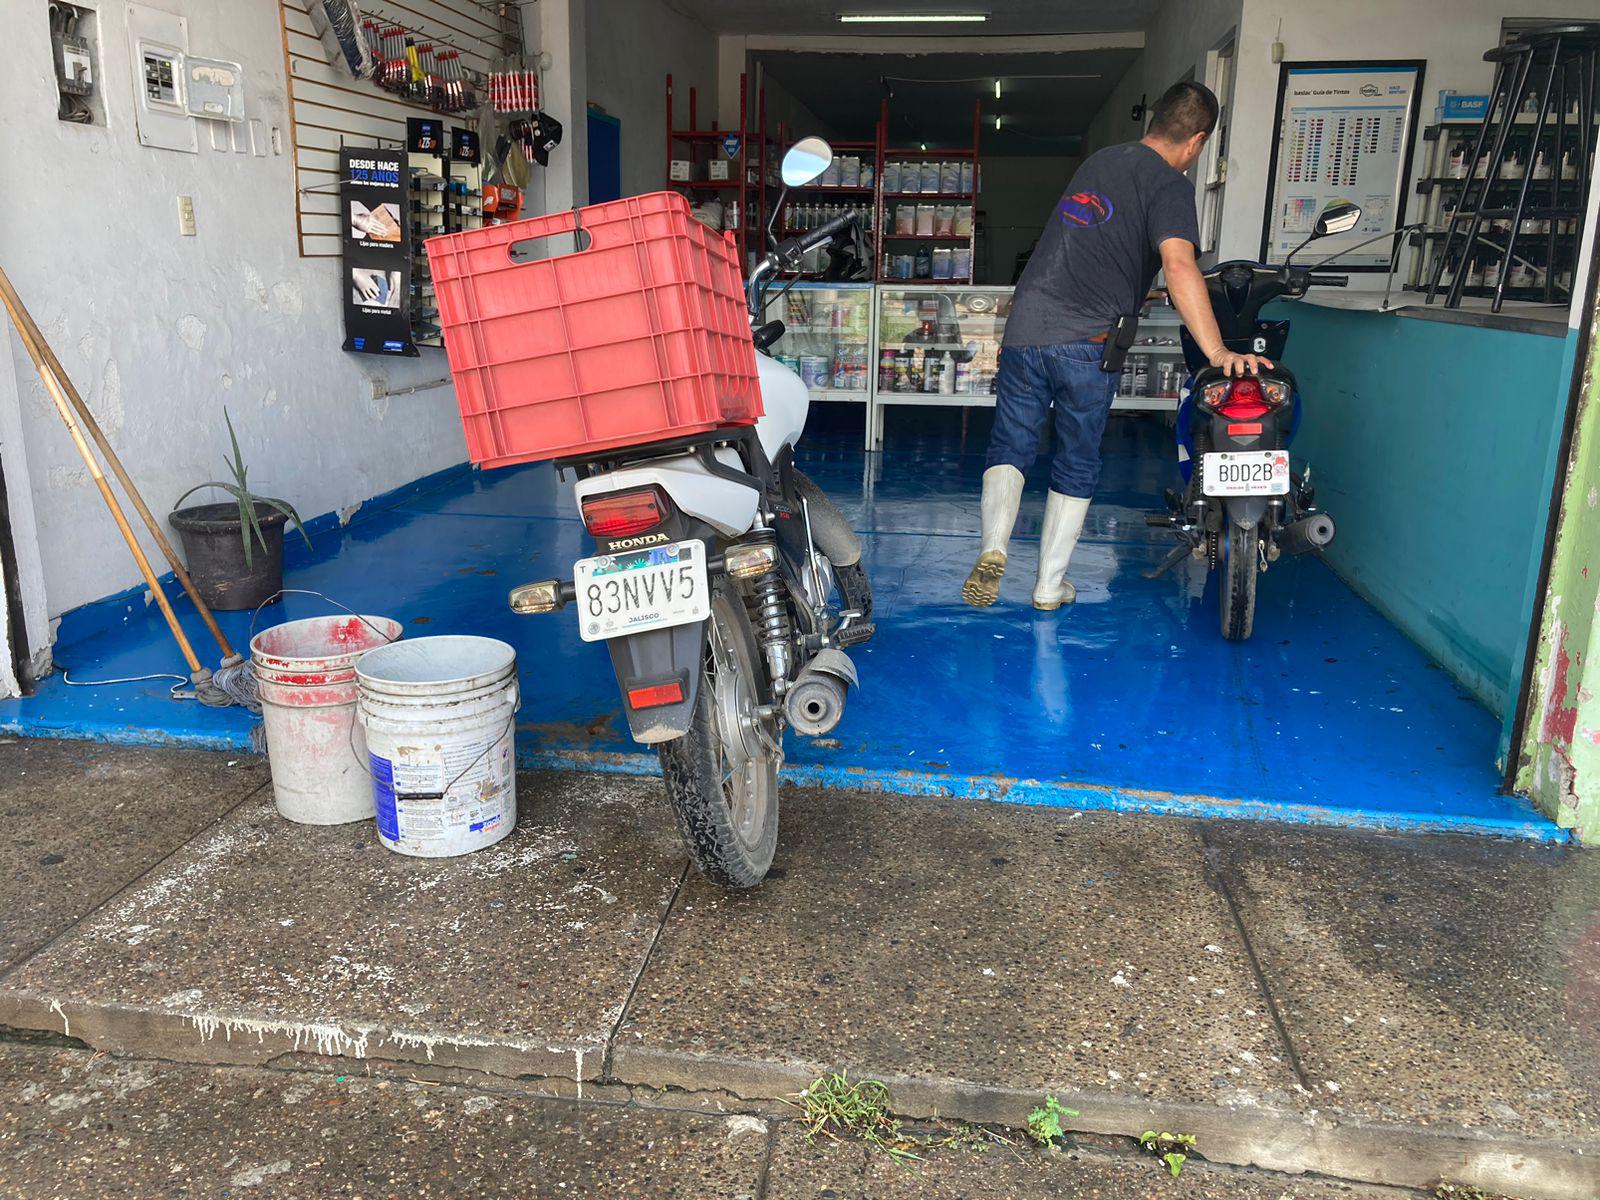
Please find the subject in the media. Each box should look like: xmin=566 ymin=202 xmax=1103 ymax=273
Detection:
xmin=665 ymin=73 xmax=776 ymax=269
xmin=873 ymin=99 xmax=981 ymax=283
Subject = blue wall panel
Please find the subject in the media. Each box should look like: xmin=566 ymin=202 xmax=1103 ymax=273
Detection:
xmin=1269 ymin=303 xmax=1572 ymax=720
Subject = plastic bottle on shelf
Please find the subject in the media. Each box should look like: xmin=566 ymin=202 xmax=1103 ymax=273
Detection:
xmin=939 ymin=351 xmax=957 ymax=395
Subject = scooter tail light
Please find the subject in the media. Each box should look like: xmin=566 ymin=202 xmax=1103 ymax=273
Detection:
xmin=580 ymin=486 xmax=672 ymax=538
xmin=1214 ymin=377 xmax=1288 ymax=421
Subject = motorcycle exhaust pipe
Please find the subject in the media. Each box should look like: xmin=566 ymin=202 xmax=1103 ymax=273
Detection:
xmin=783 ymin=648 xmax=858 ymax=737
xmin=1275 ymin=513 xmax=1336 ymax=557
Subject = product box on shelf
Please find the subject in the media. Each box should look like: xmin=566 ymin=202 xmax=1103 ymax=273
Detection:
xmin=708 ymin=159 xmax=731 ymax=180
xmin=669 ymin=159 xmax=693 ymax=181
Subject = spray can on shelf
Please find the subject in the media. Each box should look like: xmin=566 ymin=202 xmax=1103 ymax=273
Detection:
xmin=879 ymin=350 xmax=898 ymax=391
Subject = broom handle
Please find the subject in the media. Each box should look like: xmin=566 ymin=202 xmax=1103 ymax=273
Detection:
xmin=0 ymin=283 xmax=206 ymax=676
xmin=0 ymin=267 xmax=237 ymax=661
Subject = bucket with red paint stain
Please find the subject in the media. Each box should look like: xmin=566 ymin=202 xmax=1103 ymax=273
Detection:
xmin=250 ymin=615 xmax=403 ymax=824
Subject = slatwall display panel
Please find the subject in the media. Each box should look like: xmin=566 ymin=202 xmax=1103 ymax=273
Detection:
xmin=281 ymin=0 xmax=507 ymax=256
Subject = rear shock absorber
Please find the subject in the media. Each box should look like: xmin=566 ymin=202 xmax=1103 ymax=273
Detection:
xmin=751 ymin=567 xmax=792 ymax=694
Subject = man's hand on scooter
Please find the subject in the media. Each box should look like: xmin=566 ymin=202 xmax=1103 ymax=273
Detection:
xmin=1207 ymin=347 xmax=1273 ymax=377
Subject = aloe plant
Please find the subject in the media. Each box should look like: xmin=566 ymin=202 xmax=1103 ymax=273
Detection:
xmin=174 ymin=410 xmax=311 ymax=567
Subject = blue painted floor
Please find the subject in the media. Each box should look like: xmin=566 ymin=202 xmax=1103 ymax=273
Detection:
xmin=0 ymin=418 xmax=1558 ymax=840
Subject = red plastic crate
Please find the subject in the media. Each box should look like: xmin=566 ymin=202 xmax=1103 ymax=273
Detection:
xmin=427 ymin=191 xmax=761 ymax=469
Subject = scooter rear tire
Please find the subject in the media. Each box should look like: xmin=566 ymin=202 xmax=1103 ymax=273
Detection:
xmin=1220 ymin=522 xmax=1258 ymax=642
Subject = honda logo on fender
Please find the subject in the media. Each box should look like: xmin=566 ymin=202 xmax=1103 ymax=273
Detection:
xmin=606 ymin=532 xmax=670 ymax=550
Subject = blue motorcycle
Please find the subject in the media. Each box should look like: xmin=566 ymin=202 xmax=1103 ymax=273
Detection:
xmin=1147 ymin=201 xmax=1362 ymax=641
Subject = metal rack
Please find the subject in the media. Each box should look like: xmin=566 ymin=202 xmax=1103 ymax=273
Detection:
xmin=664 ymin=73 xmax=775 ymax=270
xmin=872 ymin=99 xmax=982 ymax=284
xmin=1423 ymin=22 xmax=1600 ymax=312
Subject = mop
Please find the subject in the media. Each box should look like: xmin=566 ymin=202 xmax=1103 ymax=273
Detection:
xmin=0 ymin=266 xmax=251 ymax=708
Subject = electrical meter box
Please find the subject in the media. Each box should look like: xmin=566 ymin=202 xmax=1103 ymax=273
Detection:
xmin=184 ymin=55 xmax=245 ymax=122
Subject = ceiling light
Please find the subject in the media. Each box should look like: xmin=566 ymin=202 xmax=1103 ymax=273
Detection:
xmin=994 ymin=80 xmax=1002 ymax=99
xmin=994 ymin=115 xmax=1002 ymax=131
xmin=838 ymin=13 xmax=989 ymax=23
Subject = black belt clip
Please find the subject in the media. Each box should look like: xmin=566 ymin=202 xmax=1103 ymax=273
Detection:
xmin=1099 ymin=314 xmax=1139 ymax=374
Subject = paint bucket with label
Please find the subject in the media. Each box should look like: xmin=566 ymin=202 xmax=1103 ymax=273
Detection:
xmin=355 ymin=636 xmax=519 ymax=857
xmin=250 ymin=614 xmax=404 ymax=824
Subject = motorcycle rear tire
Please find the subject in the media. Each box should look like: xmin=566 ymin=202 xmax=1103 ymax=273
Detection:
xmin=658 ymin=580 xmax=781 ymax=888
xmin=1220 ymin=522 xmax=1258 ymax=642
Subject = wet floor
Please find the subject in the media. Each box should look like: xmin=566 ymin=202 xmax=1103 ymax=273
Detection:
xmin=0 ymin=417 xmax=1554 ymax=838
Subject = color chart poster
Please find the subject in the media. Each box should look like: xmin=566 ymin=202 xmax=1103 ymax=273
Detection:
xmin=1262 ymin=63 xmax=1425 ymax=268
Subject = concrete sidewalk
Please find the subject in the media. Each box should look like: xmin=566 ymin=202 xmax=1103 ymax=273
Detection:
xmin=0 ymin=740 xmax=1594 ymax=1199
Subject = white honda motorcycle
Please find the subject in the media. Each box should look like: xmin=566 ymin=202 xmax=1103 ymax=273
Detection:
xmin=508 ymin=138 xmax=873 ymax=888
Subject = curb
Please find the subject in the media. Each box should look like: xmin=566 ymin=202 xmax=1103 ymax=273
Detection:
xmin=3 ymin=990 xmax=1594 ymax=1200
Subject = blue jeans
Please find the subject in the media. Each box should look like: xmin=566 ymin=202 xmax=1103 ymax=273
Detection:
xmin=986 ymin=341 xmax=1118 ymax=498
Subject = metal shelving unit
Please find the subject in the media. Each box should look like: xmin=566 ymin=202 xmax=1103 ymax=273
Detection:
xmin=664 ymin=73 xmax=777 ymax=271
xmin=1419 ymin=23 xmax=1600 ymax=311
xmin=873 ymin=99 xmax=982 ymax=285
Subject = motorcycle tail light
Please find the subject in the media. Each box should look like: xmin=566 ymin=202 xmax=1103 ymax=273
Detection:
xmin=581 ymin=486 xmax=671 ymax=538
xmin=1211 ymin=377 xmax=1288 ymax=421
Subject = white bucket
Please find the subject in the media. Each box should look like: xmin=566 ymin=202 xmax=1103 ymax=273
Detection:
xmin=355 ymin=636 xmax=519 ymax=857
xmin=251 ymin=615 xmax=403 ymax=824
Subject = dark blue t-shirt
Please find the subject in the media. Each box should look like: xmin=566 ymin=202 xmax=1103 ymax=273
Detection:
xmin=1004 ymin=142 xmax=1200 ymax=347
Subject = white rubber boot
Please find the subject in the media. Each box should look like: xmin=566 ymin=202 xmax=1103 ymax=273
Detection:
xmin=962 ymin=464 xmax=1024 ymax=607
xmin=1033 ymin=491 xmax=1091 ymax=610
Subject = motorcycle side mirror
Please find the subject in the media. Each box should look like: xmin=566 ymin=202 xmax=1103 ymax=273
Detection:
xmin=782 ymin=136 xmax=833 ymax=186
xmin=1313 ymin=201 xmax=1362 ymax=237
xmin=1285 ymin=201 xmax=1364 ymax=264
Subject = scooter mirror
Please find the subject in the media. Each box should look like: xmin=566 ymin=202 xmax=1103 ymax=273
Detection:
xmin=1314 ymin=202 xmax=1362 ymax=237
xmin=782 ymin=136 xmax=834 ymax=187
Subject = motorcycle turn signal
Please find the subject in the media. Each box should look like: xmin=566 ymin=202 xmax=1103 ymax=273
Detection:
xmin=509 ymin=579 xmax=566 ymax=614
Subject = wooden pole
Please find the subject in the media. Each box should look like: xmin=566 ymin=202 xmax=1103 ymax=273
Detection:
xmin=0 ymin=279 xmax=207 ymax=677
xmin=0 ymin=266 xmax=238 ymax=661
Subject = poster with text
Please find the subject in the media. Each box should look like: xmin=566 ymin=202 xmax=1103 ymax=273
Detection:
xmin=1261 ymin=62 xmax=1425 ymax=269
xmin=341 ymin=146 xmax=417 ymax=356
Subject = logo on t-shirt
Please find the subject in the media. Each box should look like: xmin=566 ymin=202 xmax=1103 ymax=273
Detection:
xmin=1059 ymin=191 xmax=1114 ymax=228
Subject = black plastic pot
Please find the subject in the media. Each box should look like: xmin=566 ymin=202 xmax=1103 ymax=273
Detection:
xmin=169 ymin=501 xmax=288 ymax=611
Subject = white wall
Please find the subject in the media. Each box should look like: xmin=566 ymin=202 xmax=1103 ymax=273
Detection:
xmin=0 ymin=0 xmax=469 ymax=621
xmin=1220 ymin=0 xmax=1598 ymax=272
xmin=979 ymin=156 xmax=1082 ymax=285
xmin=1084 ymin=0 xmax=1243 ymax=156
xmin=586 ymin=0 xmax=718 ymax=199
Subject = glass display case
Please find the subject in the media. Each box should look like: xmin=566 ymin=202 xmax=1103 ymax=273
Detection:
xmin=759 ymin=284 xmax=1185 ymax=450
xmin=872 ymin=284 xmax=1011 ymax=448
xmin=1115 ymin=302 xmax=1186 ymax=413
xmin=766 ymin=283 xmax=875 ymax=411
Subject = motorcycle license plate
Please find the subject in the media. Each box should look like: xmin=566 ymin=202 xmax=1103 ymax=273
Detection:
xmin=1203 ymin=451 xmax=1290 ymax=497
xmin=573 ymin=540 xmax=710 ymax=643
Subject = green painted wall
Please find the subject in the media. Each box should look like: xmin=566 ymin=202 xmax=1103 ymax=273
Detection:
xmin=1516 ymin=298 xmax=1600 ymax=841
xmin=1266 ymin=302 xmax=1572 ymax=721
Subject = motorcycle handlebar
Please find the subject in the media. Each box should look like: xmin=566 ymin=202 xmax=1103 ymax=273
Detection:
xmin=748 ymin=210 xmax=864 ymax=315
xmin=1309 ymin=274 xmax=1349 ymax=287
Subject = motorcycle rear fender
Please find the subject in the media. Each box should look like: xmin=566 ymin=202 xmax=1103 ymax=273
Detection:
xmin=591 ymin=513 xmax=720 ymax=745
xmin=1223 ymin=495 xmax=1271 ymax=529
xmin=608 ymin=621 xmax=707 ymax=744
